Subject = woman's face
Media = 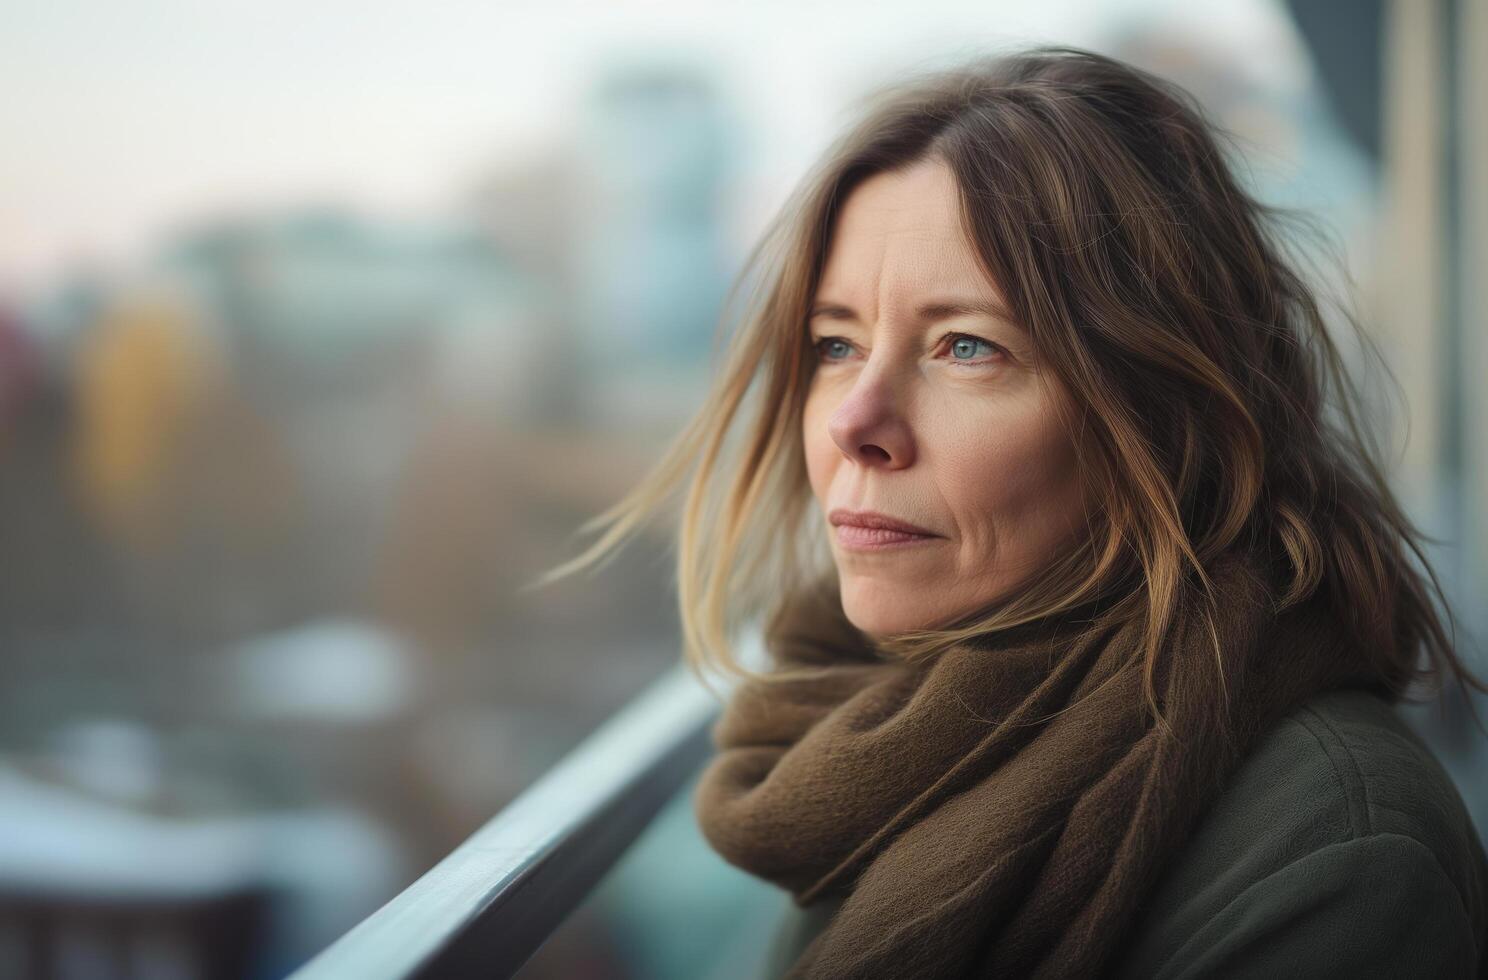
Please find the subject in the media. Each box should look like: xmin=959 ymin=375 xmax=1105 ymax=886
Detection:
xmin=802 ymin=155 xmax=1089 ymax=638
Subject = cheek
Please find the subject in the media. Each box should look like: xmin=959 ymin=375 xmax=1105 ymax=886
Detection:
xmin=801 ymin=390 xmax=833 ymax=497
xmin=941 ymin=401 xmax=1080 ymax=529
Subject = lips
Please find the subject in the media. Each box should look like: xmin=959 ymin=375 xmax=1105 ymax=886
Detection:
xmin=833 ymin=524 xmax=937 ymax=549
xmin=827 ymin=509 xmax=942 ymax=551
xmin=827 ymin=508 xmax=939 ymax=537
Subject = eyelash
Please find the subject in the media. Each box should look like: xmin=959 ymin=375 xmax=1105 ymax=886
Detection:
xmin=811 ymin=332 xmax=1007 ymax=367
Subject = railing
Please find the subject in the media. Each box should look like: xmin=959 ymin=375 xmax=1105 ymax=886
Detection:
xmin=287 ymin=657 xmax=730 ymax=980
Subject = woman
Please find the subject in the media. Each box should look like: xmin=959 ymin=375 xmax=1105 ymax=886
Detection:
xmin=534 ymin=47 xmax=1488 ymax=977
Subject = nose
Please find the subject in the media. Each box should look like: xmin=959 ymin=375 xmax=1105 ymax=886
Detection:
xmin=825 ymin=365 xmax=916 ymax=469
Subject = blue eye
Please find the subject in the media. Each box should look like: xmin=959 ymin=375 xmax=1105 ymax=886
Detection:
xmin=815 ymin=338 xmax=853 ymax=361
xmin=946 ymin=333 xmax=1003 ymax=363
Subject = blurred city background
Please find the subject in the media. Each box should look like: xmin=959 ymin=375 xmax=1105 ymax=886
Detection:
xmin=0 ymin=0 xmax=1484 ymax=977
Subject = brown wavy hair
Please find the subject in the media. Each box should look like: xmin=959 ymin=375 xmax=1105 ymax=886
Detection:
xmin=528 ymin=45 xmax=1488 ymax=736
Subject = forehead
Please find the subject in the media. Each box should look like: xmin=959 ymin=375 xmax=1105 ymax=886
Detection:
xmin=817 ymin=158 xmax=997 ymax=303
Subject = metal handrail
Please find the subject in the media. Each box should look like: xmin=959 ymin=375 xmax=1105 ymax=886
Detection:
xmin=288 ymin=657 xmax=728 ymax=979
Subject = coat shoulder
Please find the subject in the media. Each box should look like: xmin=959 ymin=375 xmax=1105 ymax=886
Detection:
xmin=1111 ymin=687 xmax=1488 ymax=978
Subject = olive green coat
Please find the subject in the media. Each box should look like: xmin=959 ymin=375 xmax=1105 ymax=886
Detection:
xmin=760 ymin=688 xmax=1488 ymax=978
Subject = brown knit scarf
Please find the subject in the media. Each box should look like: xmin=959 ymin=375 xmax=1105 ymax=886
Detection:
xmin=692 ymin=547 xmax=1381 ymax=978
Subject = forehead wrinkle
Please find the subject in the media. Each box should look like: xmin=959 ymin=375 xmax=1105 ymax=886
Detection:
xmin=822 ymin=244 xmax=982 ymax=316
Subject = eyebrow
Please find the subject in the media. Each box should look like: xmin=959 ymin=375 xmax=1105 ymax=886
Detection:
xmin=808 ymin=297 xmax=1019 ymax=327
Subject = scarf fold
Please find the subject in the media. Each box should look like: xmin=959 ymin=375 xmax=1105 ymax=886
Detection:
xmin=692 ymin=548 xmax=1380 ymax=978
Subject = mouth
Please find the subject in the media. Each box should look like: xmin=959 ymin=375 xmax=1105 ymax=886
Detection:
xmin=827 ymin=508 xmax=943 ymax=552
xmin=832 ymin=523 xmax=940 ymax=551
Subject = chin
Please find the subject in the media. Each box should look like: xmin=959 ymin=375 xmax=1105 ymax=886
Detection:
xmin=839 ymin=576 xmax=925 ymax=638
